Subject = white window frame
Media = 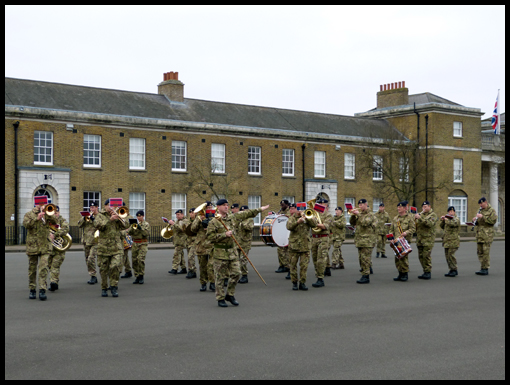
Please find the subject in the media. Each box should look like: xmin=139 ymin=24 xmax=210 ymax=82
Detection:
xmin=399 ymin=157 xmax=410 ymax=182
xmin=248 ymin=195 xmax=261 ymax=225
xmin=83 ymin=134 xmax=101 ymax=168
xmin=248 ymin=146 xmax=261 ymax=175
xmin=448 ymin=196 xmax=467 ymax=224
xmin=373 ymin=155 xmax=383 ymax=181
xmin=34 ymin=131 xmax=53 ymax=165
xmin=171 ymin=193 xmax=186 ymax=220
xmin=314 ymin=151 xmax=326 ymax=178
xmin=129 ymin=138 xmax=146 ymax=170
xmin=83 ymin=191 xmax=101 ymax=211
xmin=211 ymin=143 xmax=226 ymax=173
xmin=453 ymin=159 xmax=463 ymax=183
xmin=344 ymin=197 xmax=356 ymax=222
xmin=373 ymin=198 xmax=383 ymax=213
xmin=344 ymin=153 xmax=355 ymax=180
xmin=453 ymin=121 xmax=463 ymax=138
xmin=282 ymin=149 xmax=295 ymax=176
xmin=282 ymin=196 xmax=295 ymax=204
xmin=129 ymin=192 xmax=146 ymax=217
xmin=172 ymin=141 xmax=187 ymax=171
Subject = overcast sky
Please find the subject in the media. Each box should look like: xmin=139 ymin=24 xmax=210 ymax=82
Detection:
xmin=5 ymin=5 xmax=505 ymax=121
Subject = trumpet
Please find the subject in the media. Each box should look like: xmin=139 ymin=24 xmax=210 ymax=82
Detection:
xmin=348 ymin=207 xmax=361 ymax=215
xmin=40 ymin=203 xmax=57 ymax=224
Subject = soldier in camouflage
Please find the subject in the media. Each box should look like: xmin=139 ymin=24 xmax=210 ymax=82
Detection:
xmin=128 ymin=210 xmax=150 ymax=284
xmin=414 ymin=201 xmax=438 ymax=280
xmin=275 ymin=200 xmax=290 ymax=275
xmin=473 ymin=197 xmax=498 ymax=275
xmin=440 ymin=206 xmax=460 ymax=277
xmin=375 ymin=203 xmax=391 ymax=258
xmin=184 ymin=208 xmax=198 ymax=279
xmin=23 ymin=199 xmax=57 ymax=300
xmin=389 ymin=201 xmax=416 ymax=282
xmin=349 ymin=199 xmax=377 ymax=284
xmin=191 ymin=202 xmax=215 ymax=292
xmin=206 ymin=199 xmax=269 ymax=307
xmin=331 ymin=207 xmax=346 ymax=269
xmin=310 ymin=199 xmax=334 ymax=288
xmin=78 ymin=202 xmax=99 ymax=284
xmin=93 ymin=199 xmax=130 ymax=297
xmin=235 ymin=205 xmax=255 ymax=284
xmin=168 ymin=210 xmax=187 ymax=275
xmin=47 ymin=206 xmax=70 ymax=292
xmin=286 ymin=203 xmax=314 ymax=290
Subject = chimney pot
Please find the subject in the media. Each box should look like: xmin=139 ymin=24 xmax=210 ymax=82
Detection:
xmin=402 ymin=81 xmax=405 ymax=88
xmin=380 ymin=85 xmax=383 ymax=91
xmin=174 ymin=72 xmax=178 ymax=80
xmin=164 ymin=73 xmax=167 ymax=81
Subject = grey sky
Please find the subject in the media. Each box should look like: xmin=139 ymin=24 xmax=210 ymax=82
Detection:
xmin=5 ymin=5 xmax=505 ymax=120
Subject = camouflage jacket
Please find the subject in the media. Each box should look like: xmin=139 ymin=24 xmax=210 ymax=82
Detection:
xmin=191 ymin=216 xmax=213 ymax=255
xmin=93 ymin=209 xmax=130 ymax=256
xmin=78 ymin=216 xmax=98 ymax=246
xmin=234 ymin=214 xmax=254 ymax=251
xmin=389 ymin=213 xmax=416 ymax=244
xmin=128 ymin=220 xmax=150 ymax=244
xmin=172 ymin=218 xmax=187 ymax=247
xmin=349 ymin=209 xmax=377 ymax=248
xmin=475 ymin=203 xmax=498 ymax=244
xmin=309 ymin=210 xmax=334 ymax=236
xmin=23 ymin=207 xmax=57 ymax=256
xmin=375 ymin=210 xmax=391 ymax=235
xmin=331 ymin=214 xmax=346 ymax=242
xmin=415 ymin=209 xmax=438 ymax=246
xmin=440 ymin=214 xmax=460 ymax=248
xmin=207 ymin=208 xmax=261 ymax=261
xmin=286 ymin=213 xmax=313 ymax=252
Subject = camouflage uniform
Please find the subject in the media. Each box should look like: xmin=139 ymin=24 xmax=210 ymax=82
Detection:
xmin=286 ymin=214 xmax=313 ymax=283
xmin=171 ymin=218 xmax=187 ymax=271
xmin=276 ymin=206 xmax=290 ymax=270
xmin=128 ymin=220 xmax=150 ymax=278
xmin=47 ymin=215 xmax=70 ymax=286
xmin=93 ymin=210 xmax=129 ymax=291
xmin=78 ymin=216 xmax=98 ymax=278
xmin=191 ymin=216 xmax=214 ymax=286
xmin=375 ymin=210 xmax=391 ymax=255
xmin=440 ymin=214 xmax=460 ymax=271
xmin=349 ymin=209 xmax=377 ymax=276
xmin=474 ymin=203 xmax=498 ymax=270
xmin=389 ymin=214 xmax=416 ymax=273
xmin=415 ymin=209 xmax=438 ymax=273
xmin=331 ymin=213 xmax=346 ymax=267
xmin=120 ymin=215 xmax=133 ymax=275
xmin=207 ymin=208 xmax=261 ymax=301
xmin=310 ymin=210 xmax=334 ymax=279
xmin=235 ymin=215 xmax=254 ymax=277
xmin=182 ymin=217 xmax=197 ymax=274
xmin=23 ymin=207 xmax=56 ymax=291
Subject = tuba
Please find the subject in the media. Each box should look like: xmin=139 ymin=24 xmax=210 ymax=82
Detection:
xmin=48 ymin=223 xmax=73 ymax=251
xmin=304 ymin=198 xmax=323 ymax=234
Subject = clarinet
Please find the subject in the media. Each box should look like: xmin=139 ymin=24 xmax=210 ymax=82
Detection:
xmin=471 ymin=208 xmax=482 ymax=231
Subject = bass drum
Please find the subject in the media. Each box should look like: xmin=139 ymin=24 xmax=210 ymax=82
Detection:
xmin=259 ymin=214 xmax=290 ymax=247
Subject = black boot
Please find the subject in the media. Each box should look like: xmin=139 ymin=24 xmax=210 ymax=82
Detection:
xmin=299 ymin=282 xmax=308 ymax=291
xmin=312 ymin=278 xmax=325 ymax=287
xmin=185 ymin=271 xmax=197 ymax=279
xmin=87 ymin=276 xmax=98 ymax=284
xmin=39 ymin=289 xmax=47 ymax=301
xmin=48 ymin=282 xmax=58 ymax=291
xmin=238 ymin=275 xmax=248 ymax=284
xmin=418 ymin=272 xmax=431 ymax=280
xmin=217 ymin=299 xmax=228 ymax=307
xmin=133 ymin=276 xmax=140 ymax=284
xmin=177 ymin=268 xmax=187 ymax=275
xmin=357 ymin=275 xmax=370 ymax=284
xmin=168 ymin=269 xmax=177 ymax=275
xmin=29 ymin=290 xmax=36 ymax=299
xmin=111 ymin=286 xmax=119 ymax=297
xmin=400 ymin=272 xmax=408 ymax=281
xmin=101 ymin=289 xmax=108 ymax=297
xmin=324 ymin=267 xmax=331 ymax=276
xmin=370 ymin=266 xmax=374 ymax=274
xmin=200 ymin=283 xmax=207 ymax=291
xmin=376 ymin=252 xmax=380 ymax=258
xmin=475 ymin=269 xmax=488 ymax=275
xmin=381 ymin=253 xmax=387 ymax=258
xmin=285 ymin=272 xmax=291 ymax=280
xmin=292 ymin=282 xmax=298 ymax=290
xmin=121 ymin=271 xmax=132 ymax=278
xmin=275 ymin=266 xmax=285 ymax=273
xmin=225 ymin=295 xmax=239 ymax=306
xmin=138 ymin=275 xmax=144 ymax=284
xmin=445 ymin=270 xmax=456 ymax=277
xmin=209 ymin=282 xmax=215 ymax=291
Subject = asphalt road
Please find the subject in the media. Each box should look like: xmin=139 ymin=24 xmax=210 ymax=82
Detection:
xmin=5 ymin=241 xmax=505 ymax=380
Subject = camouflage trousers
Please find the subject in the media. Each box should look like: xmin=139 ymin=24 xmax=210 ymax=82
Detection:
xmin=27 ymin=253 xmax=50 ymax=290
xmin=357 ymin=247 xmax=372 ymax=276
xmin=198 ymin=254 xmax=214 ymax=285
xmin=237 ymin=248 xmax=250 ymax=275
xmin=477 ymin=242 xmax=492 ymax=269
xmin=213 ymin=258 xmax=241 ymax=301
xmin=331 ymin=240 xmax=344 ymax=265
xmin=172 ymin=245 xmax=186 ymax=271
xmin=132 ymin=243 xmax=148 ymax=277
xmin=277 ymin=246 xmax=289 ymax=268
xmin=376 ymin=234 xmax=387 ymax=254
xmin=187 ymin=244 xmax=197 ymax=273
xmin=98 ymin=253 xmax=122 ymax=290
xmin=84 ymin=244 xmax=98 ymax=277
xmin=444 ymin=247 xmax=459 ymax=271
xmin=395 ymin=254 xmax=410 ymax=273
xmin=48 ymin=250 xmax=66 ymax=284
xmin=417 ymin=245 xmax=434 ymax=273
xmin=311 ymin=236 xmax=330 ymax=278
xmin=122 ymin=247 xmax=132 ymax=273
xmin=289 ymin=250 xmax=310 ymax=283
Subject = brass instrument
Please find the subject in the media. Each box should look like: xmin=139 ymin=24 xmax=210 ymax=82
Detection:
xmin=471 ymin=208 xmax=482 ymax=231
xmin=348 ymin=207 xmax=361 ymax=215
xmin=40 ymin=203 xmax=57 ymax=224
xmin=48 ymin=223 xmax=73 ymax=251
xmin=194 ymin=203 xmax=207 ymax=217
xmin=110 ymin=205 xmax=129 ymax=224
xmin=304 ymin=198 xmax=323 ymax=234
xmin=161 ymin=217 xmax=174 ymax=239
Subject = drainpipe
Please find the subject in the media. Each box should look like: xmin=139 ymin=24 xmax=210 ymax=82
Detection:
xmin=425 ymin=115 xmax=429 ymax=201
xmin=301 ymin=144 xmax=306 ymax=201
xmin=13 ymin=121 xmax=20 ymax=245
xmin=413 ymin=103 xmax=420 ymax=207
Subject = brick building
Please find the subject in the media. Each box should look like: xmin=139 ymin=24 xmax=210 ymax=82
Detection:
xmin=4 ymin=74 xmax=505 ymax=241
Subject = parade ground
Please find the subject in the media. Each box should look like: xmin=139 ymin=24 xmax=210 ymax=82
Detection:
xmin=5 ymin=241 xmax=505 ymax=380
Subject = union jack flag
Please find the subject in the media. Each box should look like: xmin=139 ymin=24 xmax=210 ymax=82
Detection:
xmin=491 ymin=91 xmax=500 ymax=135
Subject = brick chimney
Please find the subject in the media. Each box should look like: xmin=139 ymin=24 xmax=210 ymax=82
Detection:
xmin=377 ymin=81 xmax=408 ymax=109
xmin=158 ymin=71 xmax=184 ymax=102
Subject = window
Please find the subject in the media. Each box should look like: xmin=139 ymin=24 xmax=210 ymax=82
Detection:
xmin=211 ymin=143 xmax=225 ymax=173
xmin=282 ymin=149 xmax=294 ymax=176
xmin=373 ymin=198 xmax=383 ymax=213
xmin=448 ymin=196 xmax=467 ymax=224
xmin=34 ymin=131 xmax=53 ymax=165
xmin=453 ymin=121 xmax=463 ymax=137
xmin=248 ymin=146 xmax=261 ymax=175
xmin=83 ymin=134 xmax=101 ymax=167
xmin=373 ymin=156 xmax=383 ymax=180
xmin=83 ymin=191 xmax=101 ymax=211
xmin=129 ymin=192 xmax=145 ymax=217
xmin=282 ymin=196 xmax=295 ymax=204
xmin=171 ymin=193 xmax=186 ymax=220
xmin=344 ymin=197 xmax=355 ymax=222
xmin=211 ymin=194 xmax=226 ymax=205
xmin=248 ymin=195 xmax=261 ymax=225
xmin=454 ymin=159 xmax=463 ymax=182
xmin=172 ymin=141 xmax=187 ymax=171
xmin=314 ymin=151 xmax=326 ymax=178
xmin=344 ymin=154 xmax=355 ymax=179
xmin=399 ymin=157 xmax=409 ymax=182
xmin=129 ymin=138 xmax=145 ymax=170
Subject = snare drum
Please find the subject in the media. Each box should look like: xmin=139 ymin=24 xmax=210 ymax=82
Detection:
xmin=389 ymin=236 xmax=412 ymax=259
xmin=123 ymin=234 xmax=133 ymax=250
xmin=259 ymin=214 xmax=290 ymax=247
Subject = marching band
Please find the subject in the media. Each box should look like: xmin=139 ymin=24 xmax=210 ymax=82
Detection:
xmin=23 ymin=195 xmax=498 ymax=305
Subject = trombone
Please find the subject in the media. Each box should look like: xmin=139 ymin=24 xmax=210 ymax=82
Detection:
xmin=109 ymin=205 xmax=129 ymax=224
